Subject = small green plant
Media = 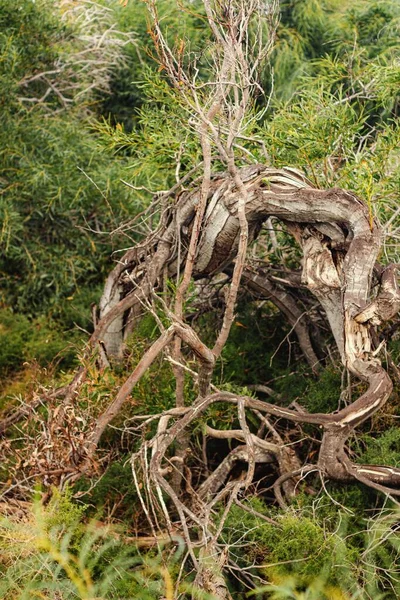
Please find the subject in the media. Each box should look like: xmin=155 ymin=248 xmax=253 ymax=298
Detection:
xmin=42 ymin=486 xmax=86 ymax=534
xmin=225 ymin=503 xmax=344 ymax=586
xmin=0 ymin=490 xmax=183 ymax=600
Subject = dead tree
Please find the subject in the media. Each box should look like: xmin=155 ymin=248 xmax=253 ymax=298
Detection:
xmin=2 ymin=1 xmax=400 ymax=596
xmin=84 ymin=160 xmax=400 ymax=596
xmin=91 ymin=162 xmax=400 ymax=489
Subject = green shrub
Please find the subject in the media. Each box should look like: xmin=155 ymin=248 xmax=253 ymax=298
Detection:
xmin=0 ymin=0 xmax=63 ymax=108
xmin=262 ymin=513 xmax=336 ymax=580
xmin=224 ymin=497 xmax=400 ymax=598
xmin=0 ymin=309 xmax=81 ymax=376
xmin=0 ymin=0 xmax=149 ymax=317
xmin=357 ymin=427 xmax=400 ymax=468
xmin=222 ymin=499 xmax=347 ymax=587
xmin=42 ymin=486 xmax=86 ymax=534
xmin=0 ymin=490 xmax=180 ymax=600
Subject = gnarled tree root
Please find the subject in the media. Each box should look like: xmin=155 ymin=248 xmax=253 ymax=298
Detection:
xmin=84 ymin=165 xmax=400 ymax=495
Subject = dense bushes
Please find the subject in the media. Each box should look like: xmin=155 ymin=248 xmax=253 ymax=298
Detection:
xmin=0 ymin=0 xmax=148 ymax=373
xmin=0 ymin=309 xmax=80 ymax=377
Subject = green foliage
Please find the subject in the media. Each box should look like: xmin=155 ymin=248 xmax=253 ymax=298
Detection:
xmin=1 ymin=0 xmax=400 ymax=597
xmin=224 ymin=497 xmax=400 ymax=599
xmin=358 ymin=427 xmax=400 ymax=468
xmin=96 ymin=0 xmax=154 ymax=129
xmin=6 ymin=491 xmax=396 ymax=600
xmin=0 ymin=0 xmax=182 ymax=323
xmin=0 ymin=0 xmax=163 ymax=379
xmin=268 ymin=0 xmax=400 ymax=100
xmin=0 ymin=0 xmax=63 ymax=108
xmin=269 ymin=514 xmax=336 ymax=576
xmin=0 ymin=309 xmax=80 ymax=376
xmin=262 ymin=43 xmax=400 ymax=257
xmin=349 ymin=1 xmax=400 ymax=58
xmin=0 ymin=0 xmax=209 ymax=336
xmin=73 ymin=460 xmax=139 ymax=521
xmin=0 ymin=109 xmax=136 ymax=315
xmin=264 ymin=87 xmax=363 ymax=176
xmin=360 ymin=510 xmax=400 ymax=597
xmin=98 ymin=0 xmax=209 ymax=130
xmin=223 ymin=499 xmax=350 ymax=588
xmin=123 ymin=317 xmax=184 ymax=413
xmin=0 ymin=491 xmax=182 ymax=600
xmin=42 ymin=486 xmax=86 ymax=534
xmin=97 ymin=66 xmax=202 ymax=189
xmin=251 ymin=578 xmax=357 ymax=600
xmin=260 ymin=0 xmax=400 ymax=242
xmin=285 ymin=367 xmax=342 ymax=414
xmin=215 ymin=301 xmax=304 ymax=386
xmin=215 ymin=299 xmax=342 ymax=414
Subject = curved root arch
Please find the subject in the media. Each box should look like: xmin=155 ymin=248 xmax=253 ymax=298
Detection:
xmin=88 ymin=164 xmax=400 ymax=496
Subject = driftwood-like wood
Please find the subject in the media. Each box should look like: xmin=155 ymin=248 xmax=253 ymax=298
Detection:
xmin=92 ymin=164 xmax=400 ymax=493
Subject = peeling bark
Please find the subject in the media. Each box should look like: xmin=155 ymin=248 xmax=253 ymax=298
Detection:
xmin=93 ymin=164 xmax=400 ymax=492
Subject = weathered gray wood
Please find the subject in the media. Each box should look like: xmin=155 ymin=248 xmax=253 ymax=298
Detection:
xmin=94 ymin=164 xmax=400 ymax=490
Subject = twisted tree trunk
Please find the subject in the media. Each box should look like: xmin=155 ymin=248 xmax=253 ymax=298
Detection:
xmin=92 ymin=164 xmax=400 ymax=491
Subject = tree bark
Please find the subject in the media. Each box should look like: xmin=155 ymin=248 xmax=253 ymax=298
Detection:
xmin=94 ymin=164 xmax=400 ymax=490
